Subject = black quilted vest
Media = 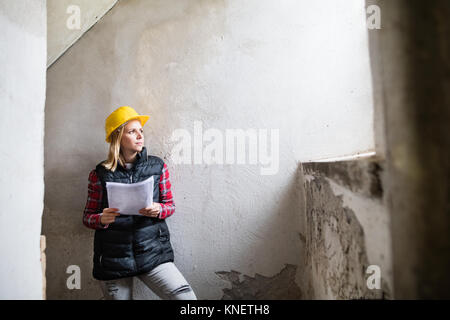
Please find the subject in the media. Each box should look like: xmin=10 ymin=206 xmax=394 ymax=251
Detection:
xmin=92 ymin=147 xmax=174 ymax=280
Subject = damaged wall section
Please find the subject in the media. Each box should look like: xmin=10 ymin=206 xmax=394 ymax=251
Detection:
xmin=298 ymin=158 xmax=392 ymax=299
xmin=216 ymin=264 xmax=302 ymax=300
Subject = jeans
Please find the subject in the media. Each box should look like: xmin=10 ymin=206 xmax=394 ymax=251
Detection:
xmin=99 ymin=262 xmax=197 ymax=300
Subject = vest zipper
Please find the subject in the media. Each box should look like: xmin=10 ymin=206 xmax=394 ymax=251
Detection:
xmin=131 ymin=218 xmax=137 ymax=272
xmin=129 ymin=172 xmax=137 ymax=272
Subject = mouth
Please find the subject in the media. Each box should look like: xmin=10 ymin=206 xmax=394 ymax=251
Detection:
xmin=136 ymin=142 xmax=143 ymax=145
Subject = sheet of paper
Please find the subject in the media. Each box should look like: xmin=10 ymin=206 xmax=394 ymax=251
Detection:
xmin=105 ymin=176 xmax=154 ymax=215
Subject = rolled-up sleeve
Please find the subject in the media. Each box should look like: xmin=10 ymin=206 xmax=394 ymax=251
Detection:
xmin=158 ymin=163 xmax=175 ymax=219
xmin=83 ymin=170 xmax=109 ymax=230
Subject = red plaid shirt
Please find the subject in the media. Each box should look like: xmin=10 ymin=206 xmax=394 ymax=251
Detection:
xmin=83 ymin=162 xmax=175 ymax=229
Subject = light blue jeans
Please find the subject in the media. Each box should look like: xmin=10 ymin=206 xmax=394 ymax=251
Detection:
xmin=99 ymin=262 xmax=197 ymax=300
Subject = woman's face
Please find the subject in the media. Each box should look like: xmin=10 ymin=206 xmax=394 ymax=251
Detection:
xmin=120 ymin=119 xmax=144 ymax=154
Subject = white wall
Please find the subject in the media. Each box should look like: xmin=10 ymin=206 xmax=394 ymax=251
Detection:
xmin=45 ymin=0 xmax=374 ymax=299
xmin=0 ymin=0 xmax=46 ymax=299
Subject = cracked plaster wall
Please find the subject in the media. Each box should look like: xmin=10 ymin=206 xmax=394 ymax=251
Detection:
xmin=298 ymin=159 xmax=392 ymax=299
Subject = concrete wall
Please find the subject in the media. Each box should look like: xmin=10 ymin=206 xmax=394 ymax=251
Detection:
xmin=368 ymin=0 xmax=450 ymax=298
xmin=47 ymin=0 xmax=118 ymax=67
xmin=0 ymin=0 xmax=47 ymax=299
xmin=44 ymin=0 xmax=375 ymax=299
xmin=298 ymin=159 xmax=392 ymax=299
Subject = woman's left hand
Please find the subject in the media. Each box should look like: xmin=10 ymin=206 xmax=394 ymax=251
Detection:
xmin=139 ymin=203 xmax=162 ymax=218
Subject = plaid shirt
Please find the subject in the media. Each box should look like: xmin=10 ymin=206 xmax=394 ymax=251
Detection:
xmin=83 ymin=163 xmax=176 ymax=230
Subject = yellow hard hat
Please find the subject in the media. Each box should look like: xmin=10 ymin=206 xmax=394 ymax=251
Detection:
xmin=105 ymin=106 xmax=150 ymax=143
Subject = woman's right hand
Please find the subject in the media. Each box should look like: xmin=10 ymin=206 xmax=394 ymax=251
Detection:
xmin=100 ymin=208 xmax=121 ymax=225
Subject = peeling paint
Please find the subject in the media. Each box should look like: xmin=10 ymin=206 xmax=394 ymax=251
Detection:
xmin=301 ymin=160 xmax=392 ymax=299
xmin=216 ymin=264 xmax=302 ymax=299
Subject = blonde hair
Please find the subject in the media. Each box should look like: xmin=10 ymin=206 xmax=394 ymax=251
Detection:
xmin=102 ymin=122 xmax=128 ymax=172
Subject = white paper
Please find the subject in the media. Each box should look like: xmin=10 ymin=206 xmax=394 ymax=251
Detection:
xmin=105 ymin=176 xmax=154 ymax=215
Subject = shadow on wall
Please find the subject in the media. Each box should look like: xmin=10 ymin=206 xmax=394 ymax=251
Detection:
xmin=42 ymin=160 xmax=110 ymax=299
xmin=214 ymin=165 xmax=305 ymax=299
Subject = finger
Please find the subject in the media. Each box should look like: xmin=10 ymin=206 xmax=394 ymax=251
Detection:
xmin=105 ymin=212 xmax=120 ymax=217
xmin=105 ymin=208 xmax=120 ymax=213
xmin=139 ymin=210 xmax=156 ymax=217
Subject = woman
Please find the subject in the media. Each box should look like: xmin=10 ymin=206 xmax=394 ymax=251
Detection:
xmin=83 ymin=106 xmax=197 ymax=300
